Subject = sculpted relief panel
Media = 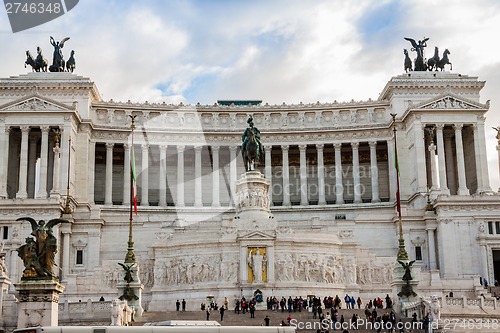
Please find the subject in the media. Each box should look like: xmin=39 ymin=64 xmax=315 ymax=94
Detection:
xmin=154 ymin=254 xmax=239 ymax=287
xmin=274 ymin=253 xmax=394 ymax=286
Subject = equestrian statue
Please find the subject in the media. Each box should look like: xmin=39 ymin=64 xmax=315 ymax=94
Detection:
xmin=241 ymin=115 xmax=264 ymax=172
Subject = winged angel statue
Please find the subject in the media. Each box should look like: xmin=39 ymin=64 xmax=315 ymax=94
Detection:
xmin=49 ymin=36 xmax=70 ymax=72
xmin=16 ymin=217 xmax=68 ymax=279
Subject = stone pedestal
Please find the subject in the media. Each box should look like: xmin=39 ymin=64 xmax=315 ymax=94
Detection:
xmin=391 ymin=262 xmax=419 ymax=315
xmin=117 ymin=262 xmax=144 ymax=318
xmin=0 ymin=275 xmax=12 ymax=323
xmin=235 ymin=171 xmax=272 ymax=220
xmin=14 ymin=279 xmax=64 ymax=328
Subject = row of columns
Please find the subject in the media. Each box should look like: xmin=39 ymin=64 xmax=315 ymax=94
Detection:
xmin=0 ymin=125 xmax=64 ymax=199
xmin=97 ymin=141 xmax=392 ymax=207
xmin=425 ymin=123 xmax=491 ymax=195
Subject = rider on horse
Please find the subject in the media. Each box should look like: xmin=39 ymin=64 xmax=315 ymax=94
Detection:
xmin=241 ymin=115 xmax=264 ymax=171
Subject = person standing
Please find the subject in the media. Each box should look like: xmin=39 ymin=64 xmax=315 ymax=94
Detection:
xmin=206 ymin=307 xmax=211 ymax=321
xmin=220 ymin=305 xmax=225 ymax=321
xmin=176 ymin=300 xmax=180 ymax=311
xmin=250 ymin=303 xmax=255 ymax=318
xmin=182 ymin=299 xmax=186 ymax=311
xmin=264 ymin=315 xmax=270 ymax=326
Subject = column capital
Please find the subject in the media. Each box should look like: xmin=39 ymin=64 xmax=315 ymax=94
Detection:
xmin=471 ymin=123 xmax=478 ymax=132
xmin=20 ymin=125 xmax=30 ymax=133
xmin=40 ymin=125 xmax=51 ymax=133
xmin=453 ymin=123 xmax=464 ymax=131
xmin=194 ymin=145 xmax=203 ymax=152
xmin=141 ymin=143 xmax=150 ymax=150
xmin=428 ymin=143 xmax=437 ymax=152
xmin=123 ymin=143 xmax=130 ymax=150
xmin=264 ymin=145 xmax=272 ymax=152
xmin=351 ymin=142 xmax=359 ymax=149
xmin=368 ymin=141 xmax=377 ymax=149
xmin=211 ymin=145 xmax=220 ymax=152
xmin=229 ymin=146 xmax=238 ymax=153
xmin=5 ymin=126 xmax=11 ymax=134
xmin=159 ymin=144 xmax=168 ymax=151
xmin=105 ymin=142 xmax=114 ymax=149
xmin=315 ymin=143 xmax=324 ymax=150
xmin=333 ymin=142 xmax=342 ymax=149
xmin=281 ymin=145 xmax=289 ymax=152
xmin=177 ymin=145 xmax=185 ymax=152
xmin=298 ymin=144 xmax=307 ymax=151
xmin=435 ymin=124 xmax=445 ymax=131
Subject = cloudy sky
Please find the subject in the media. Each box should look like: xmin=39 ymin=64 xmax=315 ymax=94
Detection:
xmin=1 ymin=0 xmax=500 ymax=188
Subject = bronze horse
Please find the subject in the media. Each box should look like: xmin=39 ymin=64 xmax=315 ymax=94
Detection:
xmin=437 ymin=49 xmax=452 ymax=71
xmin=66 ymin=50 xmax=76 ymax=73
xmin=25 ymin=50 xmax=48 ymax=72
xmin=404 ymin=49 xmax=412 ymax=72
xmin=427 ymin=46 xmax=440 ymax=71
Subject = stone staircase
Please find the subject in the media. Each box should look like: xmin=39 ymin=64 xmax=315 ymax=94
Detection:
xmin=134 ymin=308 xmax=426 ymax=332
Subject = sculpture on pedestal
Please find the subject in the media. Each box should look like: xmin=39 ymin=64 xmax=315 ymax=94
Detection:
xmin=16 ymin=217 xmax=68 ymax=279
xmin=248 ymin=248 xmax=267 ymax=283
xmin=404 ymin=37 xmax=429 ymax=71
xmin=241 ymin=115 xmax=264 ymax=171
xmin=397 ymin=259 xmax=417 ymax=297
xmin=421 ymin=295 xmax=441 ymax=322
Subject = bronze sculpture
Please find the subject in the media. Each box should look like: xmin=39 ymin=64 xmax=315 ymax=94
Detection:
xmin=404 ymin=37 xmax=429 ymax=71
xmin=241 ymin=115 xmax=264 ymax=172
xmin=66 ymin=50 xmax=76 ymax=73
xmin=397 ymin=259 xmax=415 ymax=281
xmin=16 ymin=217 xmax=68 ymax=279
xmin=49 ymin=36 xmax=70 ymax=72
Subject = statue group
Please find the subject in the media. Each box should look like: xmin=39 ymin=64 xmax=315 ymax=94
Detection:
xmin=25 ymin=36 xmax=76 ymax=73
xmin=16 ymin=217 xmax=68 ymax=279
xmin=404 ymin=37 xmax=452 ymax=72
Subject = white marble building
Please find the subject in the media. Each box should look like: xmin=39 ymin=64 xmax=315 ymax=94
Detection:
xmin=0 ymin=70 xmax=498 ymax=311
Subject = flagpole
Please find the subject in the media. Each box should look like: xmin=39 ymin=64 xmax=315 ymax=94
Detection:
xmin=391 ymin=113 xmax=409 ymax=261
xmin=125 ymin=115 xmax=137 ymax=264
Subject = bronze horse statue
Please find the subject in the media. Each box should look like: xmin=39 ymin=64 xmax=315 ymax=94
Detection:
xmin=437 ymin=49 xmax=452 ymax=71
xmin=404 ymin=49 xmax=412 ymax=72
xmin=25 ymin=49 xmax=48 ymax=72
xmin=427 ymin=46 xmax=440 ymax=71
xmin=66 ymin=50 xmax=76 ymax=73
xmin=242 ymin=129 xmax=261 ymax=172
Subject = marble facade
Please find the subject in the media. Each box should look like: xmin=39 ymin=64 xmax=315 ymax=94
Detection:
xmin=0 ymin=71 xmax=498 ymax=313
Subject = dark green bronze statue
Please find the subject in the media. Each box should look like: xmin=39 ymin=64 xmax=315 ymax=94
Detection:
xmin=241 ymin=115 xmax=264 ymax=172
xmin=16 ymin=217 xmax=68 ymax=279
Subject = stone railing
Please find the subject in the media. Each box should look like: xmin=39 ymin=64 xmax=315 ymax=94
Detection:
xmin=58 ymin=299 xmax=113 ymax=322
xmin=90 ymin=103 xmax=391 ymax=131
xmin=443 ymin=296 xmax=497 ymax=309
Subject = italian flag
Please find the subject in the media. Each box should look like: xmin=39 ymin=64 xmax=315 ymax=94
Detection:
xmin=131 ymin=145 xmax=138 ymax=215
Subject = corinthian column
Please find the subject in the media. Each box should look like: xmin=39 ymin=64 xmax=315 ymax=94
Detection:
xmin=194 ymin=146 xmax=203 ymax=207
xmin=141 ymin=144 xmax=149 ymax=206
xmin=351 ymin=142 xmax=362 ymax=203
xmin=369 ymin=141 xmax=380 ymax=203
xmin=316 ymin=144 xmax=326 ymax=205
xmin=212 ymin=145 xmax=220 ymax=207
xmin=16 ymin=126 xmax=30 ymax=198
xmin=177 ymin=145 xmax=185 ymax=207
xmin=264 ymin=145 xmax=273 ymax=205
xmin=435 ymin=124 xmax=449 ymax=194
xmin=159 ymin=145 xmax=167 ymax=207
xmin=454 ymin=124 xmax=469 ymax=195
xmin=428 ymin=141 xmax=439 ymax=190
xmin=123 ymin=144 xmax=130 ymax=206
xmin=281 ymin=145 xmax=290 ymax=206
xmin=37 ymin=126 xmax=50 ymax=198
xmin=334 ymin=143 xmax=344 ymax=204
xmin=50 ymin=138 xmax=61 ymax=197
xmin=299 ymin=144 xmax=308 ymax=206
xmin=0 ymin=127 xmax=10 ymax=198
xmin=104 ymin=143 xmax=114 ymax=205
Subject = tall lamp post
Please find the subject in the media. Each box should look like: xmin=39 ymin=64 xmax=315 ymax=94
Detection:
xmin=125 ymin=115 xmax=137 ymax=264
xmin=391 ymin=113 xmax=409 ymax=261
